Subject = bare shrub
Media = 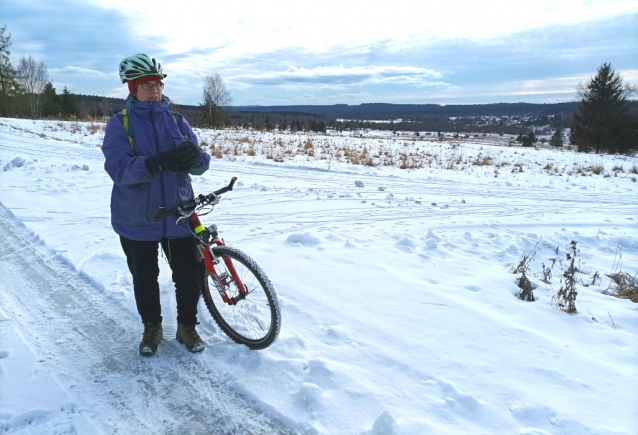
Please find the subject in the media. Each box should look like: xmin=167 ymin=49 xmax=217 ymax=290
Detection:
xmin=539 ymin=258 xmax=557 ymax=284
xmin=591 ymin=165 xmax=604 ymax=175
xmin=630 ymin=165 xmax=638 ymax=174
xmin=590 ymin=271 xmax=601 ymax=286
xmin=552 ymin=241 xmax=579 ymax=313
xmin=512 ymin=247 xmax=536 ymax=301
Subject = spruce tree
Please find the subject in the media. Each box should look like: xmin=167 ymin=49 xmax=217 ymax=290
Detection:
xmin=570 ymin=63 xmax=637 ymax=155
xmin=0 ymin=25 xmax=19 ymax=115
xmin=60 ymin=86 xmax=80 ymax=119
xmin=40 ymin=82 xmax=60 ymax=117
xmin=550 ymin=127 xmax=563 ymax=147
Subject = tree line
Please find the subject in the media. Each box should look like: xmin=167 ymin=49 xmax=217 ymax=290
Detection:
xmin=0 ymin=25 xmax=81 ymax=119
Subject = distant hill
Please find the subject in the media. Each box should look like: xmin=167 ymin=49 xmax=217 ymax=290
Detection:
xmin=74 ymin=95 xmax=637 ymax=135
xmin=75 ymin=95 xmax=637 ymax=120
xmin=225 ymin=102 xmax=582 ymax=119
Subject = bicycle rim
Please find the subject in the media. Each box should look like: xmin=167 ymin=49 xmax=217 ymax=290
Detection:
xmin=201 ymin=246 xmax=281 ymax=350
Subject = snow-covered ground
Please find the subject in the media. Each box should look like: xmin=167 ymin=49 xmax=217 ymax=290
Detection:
xmin=1 ymin=117 xmax=637 ymax=435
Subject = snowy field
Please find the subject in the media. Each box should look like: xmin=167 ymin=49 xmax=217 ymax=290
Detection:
xmin=0 ymin=117 xmax=637 ymax=435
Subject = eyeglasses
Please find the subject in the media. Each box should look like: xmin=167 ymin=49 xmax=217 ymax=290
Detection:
xmin=138 ymin=82 xmax=164 ymax=91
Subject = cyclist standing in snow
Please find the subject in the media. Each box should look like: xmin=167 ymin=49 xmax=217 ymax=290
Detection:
xmin=102 ymin=54 xmax=211 ymax=356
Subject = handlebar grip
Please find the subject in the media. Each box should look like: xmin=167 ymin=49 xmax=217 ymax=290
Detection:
xmin=213 ymin=177 xmax=237 ymax=196
xmin=151 ymin=206 xmax=166 ymax=223
xmin=151 ymin=206 xmax=177 ymax=223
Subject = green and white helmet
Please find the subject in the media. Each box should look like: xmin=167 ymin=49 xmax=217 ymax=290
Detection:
xmin=119 ymin=53 xmax=167 ymax=83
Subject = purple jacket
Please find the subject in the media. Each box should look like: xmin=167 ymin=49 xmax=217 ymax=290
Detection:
xmin=102 ymin=95 xmax=210 ymax=241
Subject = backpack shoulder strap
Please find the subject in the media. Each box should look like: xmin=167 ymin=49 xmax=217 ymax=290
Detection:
xmin=116 ymin=110 xmax=187 ymax=155
xmin=116 ymin=109 xmax=136 ymax=155
xmin=170 ymin=110 xmax=189 ymax=141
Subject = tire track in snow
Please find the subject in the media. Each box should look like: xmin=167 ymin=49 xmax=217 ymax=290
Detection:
xmin=0 ymin=203 xmax=298 ymax=435
xmin=0 ymin=131 xmax=102 ymax=161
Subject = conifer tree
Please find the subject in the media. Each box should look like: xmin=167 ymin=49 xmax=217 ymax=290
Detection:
xmin=0 ymin=25 xmax=19 ymax=115
xmin=60 ymin=86 xmax=80 ymax=119
xmin=40 ymin=82 xmax=60 ymax=117
xmin=550 ymin=127 xmax=563 ymax=147
xmin=571 ymin=63 xmax=637 ymax=155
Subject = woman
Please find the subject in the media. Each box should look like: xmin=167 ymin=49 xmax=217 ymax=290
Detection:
xmin=102 ymin=53 xmax=211 ymax=356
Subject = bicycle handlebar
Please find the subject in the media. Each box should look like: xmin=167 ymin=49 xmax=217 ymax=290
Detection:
xmin=213 ymin=176 xmax=237 ymax=196
xmin=151 ymin=177 xmax=237 ymax=223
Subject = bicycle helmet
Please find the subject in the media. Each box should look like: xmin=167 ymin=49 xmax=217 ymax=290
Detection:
xmin=119 ymin=53 xmax=167 ymax=83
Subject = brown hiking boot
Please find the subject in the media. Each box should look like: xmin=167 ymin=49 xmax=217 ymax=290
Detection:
xmin=139 ymin=323 xmax=163 ymax=356
xmin=176 ymin=323 xmax=205 ymax=353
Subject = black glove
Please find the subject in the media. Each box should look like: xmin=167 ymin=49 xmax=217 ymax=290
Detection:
xmin=175 ymin=141 xmax=201 ymax=168
xmin=145 ymin=149 xmax=186 ymax=174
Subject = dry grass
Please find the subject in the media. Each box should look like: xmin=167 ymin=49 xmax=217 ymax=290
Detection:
xmin=87 ymin=122 xmax=104 ymax=135
xmin=472 ymin=156 xmax=493 ymax=166
xmin=236 ymin=136 xmax=253 ymax=144
xmin=187 ymin=129 xmax=637 ymax=180
xmin=607 ymin=272 xmax=638 ymax=303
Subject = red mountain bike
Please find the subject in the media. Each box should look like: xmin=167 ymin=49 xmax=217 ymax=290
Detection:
xmin=152 ymin=177 xmax=281 ymax=350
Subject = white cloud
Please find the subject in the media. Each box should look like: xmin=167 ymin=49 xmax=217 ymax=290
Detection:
xmin=50 ymin=66 xmax=108 ymax=77
xmin=229 ymin=65 xmax=443 ymax=88
xmin=326 ymin=92 xmax=374 ymax=100
xmin=92 ymin=0 xmax=638 ymax=61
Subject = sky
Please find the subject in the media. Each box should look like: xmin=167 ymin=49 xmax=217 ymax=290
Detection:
xmin=2 ymin=0 xmax=637 ymax=106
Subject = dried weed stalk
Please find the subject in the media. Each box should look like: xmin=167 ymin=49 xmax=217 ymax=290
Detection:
xmin=552 ymin=240 xmax=579 ymax=313
xmin=512 ymin=244 xmax=538 ymax=302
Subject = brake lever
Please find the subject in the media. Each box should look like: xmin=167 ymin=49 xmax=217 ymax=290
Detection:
xmin=175 ymin=205 xmax=196 ymax=225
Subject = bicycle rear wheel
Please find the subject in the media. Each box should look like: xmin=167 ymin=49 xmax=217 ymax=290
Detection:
xmin=201 ymin=246 xmax=281 ymax=350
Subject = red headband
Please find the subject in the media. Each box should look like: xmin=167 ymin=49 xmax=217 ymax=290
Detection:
xmin=127 ymin=75 xmax=163 ymax=94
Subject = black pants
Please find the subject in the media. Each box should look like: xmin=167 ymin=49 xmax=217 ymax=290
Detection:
xmin=120 ymin=236 xmax=201 ymax=325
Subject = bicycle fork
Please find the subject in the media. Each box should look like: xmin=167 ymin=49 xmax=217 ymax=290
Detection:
xmin=190 ymin=214 xmax=248 ymax=305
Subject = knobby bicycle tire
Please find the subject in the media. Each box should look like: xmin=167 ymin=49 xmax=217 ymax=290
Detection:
xmin=200 ymin=246 xmax=281 ymax=350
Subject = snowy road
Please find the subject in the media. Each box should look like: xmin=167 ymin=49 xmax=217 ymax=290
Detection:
xmin=0 ymin=204 xmax=296 ymax=434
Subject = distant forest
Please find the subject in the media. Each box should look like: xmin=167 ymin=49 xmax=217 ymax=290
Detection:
xmin=74 ymin=94 xmax=638 ymax=135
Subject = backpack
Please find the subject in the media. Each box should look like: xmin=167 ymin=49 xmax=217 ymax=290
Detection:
xmin=117 ymin=108 xmax=189 ymax=155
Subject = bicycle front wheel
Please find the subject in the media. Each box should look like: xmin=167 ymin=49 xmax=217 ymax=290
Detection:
xmin=201 ymin=246 xmax=281 ymax=350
